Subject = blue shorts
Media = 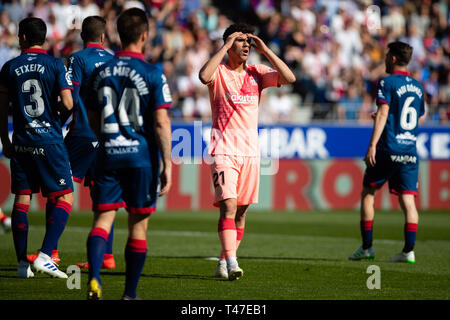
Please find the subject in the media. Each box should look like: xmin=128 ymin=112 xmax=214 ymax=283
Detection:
xmin=65 ymin=135 xmax=98 ymax=186
xmin=91 ymin=165 xmax=159 ymax=214
xmin=363 ymin=150 xmax=419 ymax=196
xmin=11 ymin=143 xmax=73 ymax=197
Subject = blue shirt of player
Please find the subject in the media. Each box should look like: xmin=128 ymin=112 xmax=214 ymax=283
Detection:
xmin=376 ymin=70 xmax=425 ymax=156
xmin=88 ymin=51 xmax=172 ymax=169
xmin=0 ymin=48 xmax=73 ymax=146
xmin=67 ymin=44 xmax=113 ymax=138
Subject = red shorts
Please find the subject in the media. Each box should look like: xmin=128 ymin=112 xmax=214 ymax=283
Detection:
xmin=210 ymin=155 xmax=260 ymax=207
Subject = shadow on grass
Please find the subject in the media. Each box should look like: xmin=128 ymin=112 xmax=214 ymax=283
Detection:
xmin=100 ymin=271 xmax=224 ymax=281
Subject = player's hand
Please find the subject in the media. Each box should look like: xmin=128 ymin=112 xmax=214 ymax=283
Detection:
xmin=246 ymin=34 xmax=268 ymax=54
xmin=370 ymin=112 xmax=377 ymax=120
xmin=224 ymin=32 xmax=244 ymax=50
xmin=364 ymin=146 xmax=377 ymax=168
xmin=159 ymin=166 xmax=172 ymax=197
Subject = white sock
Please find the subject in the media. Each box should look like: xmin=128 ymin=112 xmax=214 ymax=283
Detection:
xmin=226 ymin=257 xmax=237 ymax=266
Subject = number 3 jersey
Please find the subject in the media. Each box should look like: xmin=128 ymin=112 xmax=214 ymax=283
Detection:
xmin=0 ymin=48 xmax=73 ymax=146
xmin=376 ymin=70 xmax=425 ymax=157
xmin=87 ymin=51 xmax=172 ymax=169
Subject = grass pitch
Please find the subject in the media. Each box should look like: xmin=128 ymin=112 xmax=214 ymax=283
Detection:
xmin=0 ymin=209 xmax=449 ymax=300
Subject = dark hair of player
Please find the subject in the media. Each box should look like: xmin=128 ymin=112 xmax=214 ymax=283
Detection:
xmin=222 ymin=23 xmax=256 ymax=43
xmin=81 ymin=16 xmax=106 ymax=43
xmin=117 ymin=8 xmax=149 ymax=48
xmin=18 ymin=17 xmax=47 ymax=47
xmin=387 ymin=41 xmax=413 ymax=66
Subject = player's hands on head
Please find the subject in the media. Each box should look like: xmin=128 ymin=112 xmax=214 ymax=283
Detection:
xmin=159 ymin=166 xmax=172 ymax=197
xmin=224 ymin=32 xmax=244 ymax=50
xmin=246 ymin=34 xmax=267 ymax=54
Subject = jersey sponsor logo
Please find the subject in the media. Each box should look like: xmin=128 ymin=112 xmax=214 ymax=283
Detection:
xmin=105 ymin=135 xmax=139 ymax=147
xmin=225 ymin=92 xmax=258 ymax=105
xmin=396 ymin=132 xmax=417 ymax=145
xmin=390 ymin=154 xmax=417 ymax=164
xmin=104 ymin=136 xmax=139 ymax=155
xmin=26 ymin=120 xmax=51 ymax=128
xmin=14 ymin=145 xmax=45 ymax=155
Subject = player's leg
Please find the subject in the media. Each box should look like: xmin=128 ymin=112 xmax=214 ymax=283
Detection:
xmin=235 ymin=205 xmax=249 ymax=253
xmin=123 ymin=213 xmax=150 ymax=300
xmin=10 ymin=153 xmax=37 ymax=277
xmin=389 ymin=196 xmax=418 ymax=263
xmin=121 ymin=166 xmax=157 ymax=299
xmin=388 ymin=162 xmax=419 ymax=263
xmin=11 ymin=194 xmax=34 ymax=278
xmin=87 ymin=209 xmax=116 ymax=300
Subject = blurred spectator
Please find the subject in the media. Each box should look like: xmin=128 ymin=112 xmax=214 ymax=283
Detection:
xmin=0 ymin=0 xmax=447 ymax=123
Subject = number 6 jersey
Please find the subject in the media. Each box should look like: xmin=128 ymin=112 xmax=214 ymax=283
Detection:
xmin=0 ymin=48 xmax=73 ymax=146
xmin=87 ymin=51 xmax=172 ymax=169
xmin=376 ymin=70 xmax=425 ymax=156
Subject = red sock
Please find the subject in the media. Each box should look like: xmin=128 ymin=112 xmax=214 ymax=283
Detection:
xmin=218 ymin=218 xmax=237 ymax=259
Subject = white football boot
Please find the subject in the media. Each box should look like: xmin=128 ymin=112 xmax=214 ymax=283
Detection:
xmin=33 ymin=251 xmax=68 ymax=278
xmin=227 ymin=259 xmax=243 ymax=281
xmin=389 ymin=251 xmax=415 ymax=263
xmin=214 ymin=260 xmax=228 ymax=279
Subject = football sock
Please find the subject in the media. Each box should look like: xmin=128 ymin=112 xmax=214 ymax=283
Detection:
xmin=219 ymin=227 xmax=245 ymax=260
xmin=40 ymin=201 xmax=71 ymax=256
xmin=218 ymin=218 xmax=237 ymax=259
xmin=87 ymin=227 xmax=108 ymax=283
xmin=361 ymin=220 xmax=373 ymax=250
xmin=124 ymin=238 xmax=147 ymax=299
xmin=11 ymin=203 xmax=29 ymax=262
xmin=236 ymin=227 xmax=245 ymax=251
xmin=105 ymin=222 xmax=114 ymax=255
xmin=403 ymin=223 xmax=417 ymax=253
xmin=45 ymin=199 xmax=57 ymax=250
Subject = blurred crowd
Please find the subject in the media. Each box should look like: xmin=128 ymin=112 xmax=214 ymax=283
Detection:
xmin=0 ymin=0 xmax=448 ymax=124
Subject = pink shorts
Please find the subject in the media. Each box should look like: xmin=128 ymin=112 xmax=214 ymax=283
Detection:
xmin=210 ymin=155 xmax=260 ymax=207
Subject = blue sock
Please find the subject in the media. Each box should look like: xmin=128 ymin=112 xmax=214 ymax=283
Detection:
xmin=87 ymin=227 xmax=108 ymax=283
xmin=11 ymin=203 xmax=30 ymax=262
xmin=106 ymin=223 xmax=114 ymax=255
xmin=45 ymin=200 xmax=57 ymax=250
xmin=403 ymin=223 xmax=417 ymax=253
xmin=361 ymin=220 xmax=374 ymax=249
xmin=40 ymin=201 xmax=71 ymax=256
xmin=124 ymin=238 xmax=147 ymax=298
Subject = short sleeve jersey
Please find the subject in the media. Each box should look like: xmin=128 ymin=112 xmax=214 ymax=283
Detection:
xmin=207 ymin=63 xmax=278 ymax=157
xmin=376 ymin=70 xmax=425 ymax=156
xmin=87 ymin=51 xmax=172 ymax=169
xmin=0 ymin=48 xmax=73 ymax=146
xmin=67 ymin=44 xmax=113 ymax=138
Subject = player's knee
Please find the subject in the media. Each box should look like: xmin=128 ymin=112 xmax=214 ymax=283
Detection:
xmin=219 ymin=199 xmax=237 ymax=217
xmin=56 ymin=192 xmax=74 ymax=205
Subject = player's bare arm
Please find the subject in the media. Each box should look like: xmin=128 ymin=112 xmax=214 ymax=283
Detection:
xmin=199 ymin=32 xmax=244 ymax=84
xmin=365 ymin=103 xmax=389 ymax=167
xmin=154 ymin=108 xmax=172 ymax=197
xmin=60 ymin=89 xmax=74 ymax=111
xmin=0 ymin=90 xmax=12 ymax=158
xmin=246 ymin=34 xmax=296 ymax=85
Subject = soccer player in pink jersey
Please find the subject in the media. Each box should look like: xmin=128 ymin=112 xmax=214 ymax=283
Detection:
xmin=199 ymin=23 xmax=296 ymax=280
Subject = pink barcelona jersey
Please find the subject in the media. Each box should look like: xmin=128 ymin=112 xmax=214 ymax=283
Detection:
xmin=207 ymin=62 xmax=279 ymax=156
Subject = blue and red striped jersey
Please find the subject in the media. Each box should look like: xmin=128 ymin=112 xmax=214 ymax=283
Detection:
xmin=0 ymin=48 xmax=73 ymax=146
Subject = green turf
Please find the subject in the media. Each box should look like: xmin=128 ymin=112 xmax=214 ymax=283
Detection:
xmin=0 ymin=209 xmax=449 ymax=300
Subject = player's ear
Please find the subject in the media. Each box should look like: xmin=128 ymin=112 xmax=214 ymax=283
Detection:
xmin=100 ymin=33 xmax=105 ymax=44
